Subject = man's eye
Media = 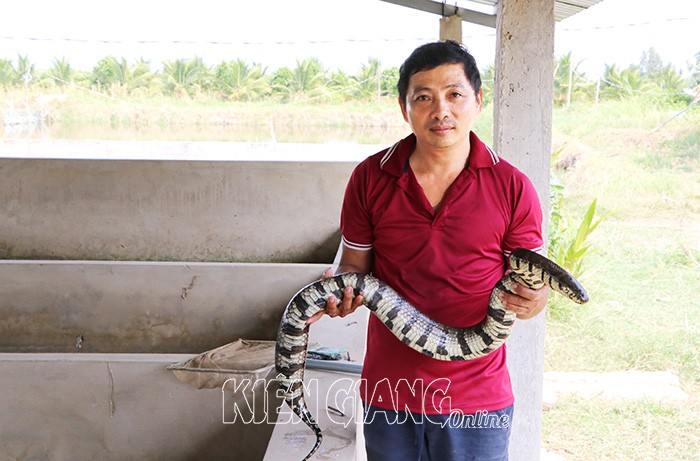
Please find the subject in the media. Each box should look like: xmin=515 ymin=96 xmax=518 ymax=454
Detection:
xmin=416 ymin=95 xmax=430 ymax=101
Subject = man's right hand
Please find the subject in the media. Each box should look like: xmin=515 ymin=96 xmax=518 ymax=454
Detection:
xmin=306 ymin=268 xmax=365 ymax=325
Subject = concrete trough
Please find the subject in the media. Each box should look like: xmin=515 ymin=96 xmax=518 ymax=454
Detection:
xmin=0 ymin=259 xmax=367 ymax=460
xmin=0 ymin=142 xmax=371 ymax=459
xmin=0 ymin=261 xmax=329 ymax=460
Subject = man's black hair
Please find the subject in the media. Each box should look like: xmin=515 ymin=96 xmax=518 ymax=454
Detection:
xmin=397 ymin=40 xmax=482 ymax=104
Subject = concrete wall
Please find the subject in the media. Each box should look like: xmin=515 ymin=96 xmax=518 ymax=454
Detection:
xmin=0 ymin=353 xmax=279 ymax=461
xmin=0 ymin=157 xmax=356 ymax=263
xmin=0 ymin=261 xmax=327 ymax=353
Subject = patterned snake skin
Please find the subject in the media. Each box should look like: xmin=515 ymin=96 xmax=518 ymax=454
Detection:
xmin=275 ymin=248 xmax=588 ymax=460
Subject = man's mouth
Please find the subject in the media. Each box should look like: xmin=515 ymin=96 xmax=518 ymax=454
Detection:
xmin=430 ymin=124 xmax=454 ymax=134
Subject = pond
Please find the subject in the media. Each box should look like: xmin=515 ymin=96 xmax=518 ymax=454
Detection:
xmin=1 ymin=116 xmax=414 ymax=162
xmin=2 ymin=116 xmax=410 ymax=147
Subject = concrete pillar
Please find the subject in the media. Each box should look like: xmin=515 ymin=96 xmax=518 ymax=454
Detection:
xmin=493 ymin=0 xmax=555 ymax=460
xmin=439 ymin=15 xmax=462 ymax=42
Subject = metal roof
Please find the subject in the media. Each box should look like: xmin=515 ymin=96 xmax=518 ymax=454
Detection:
xmin=551 ymin=0 xmax=604 ymax=21
xmin=378 ymin=0 xmax=604 ymax=28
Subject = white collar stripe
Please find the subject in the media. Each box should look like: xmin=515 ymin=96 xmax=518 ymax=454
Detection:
xmin=380 ymin=141 xmax=399 ymax=170
xmin=485 ymin=145 xmax=500 ymax=165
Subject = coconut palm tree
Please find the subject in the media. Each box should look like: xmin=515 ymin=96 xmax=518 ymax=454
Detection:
xmin=616 ymin=66 xmax=649 ymax=96
xmin=653 ymin=65 xmax=685 ymax=90
xmin=48 ymin=58 xmax=73 ymax=86
xmin=0 ymin=59 xmax=13 ymax=86
xmin=90 ymin=56 xmax=152 ymax=95
xmin=351 ymin=58 xmax=382 ymax=101
xmin=161 ymin=57 xmax=210 ymax=97
xmin=13 ymin=54 xmax=35 ymax=87
xmin=272 ymin=58 xmax=328 ymax=102
xmin=553 ymin=53 xmax=593 ymax=105
xmin=652 ymin=64 xmax=690 ymax=103
xmin=214 ymin=59 xmax=269 ymax=101
xmin=109 ymin=57 xmax=152 ymax=94
xmin=480 ymin=64 xmax=495 ymax=106
xmin=381 ymin=66 xmax=400 ymax=98
xmin=601 ymin=64 xmax=649 ymax=100
xmin=327 ymin=69 xmax=352 ymax=101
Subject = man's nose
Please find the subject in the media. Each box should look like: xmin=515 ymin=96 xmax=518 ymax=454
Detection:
xmin=432 ymin=97 xmax=450 ymax=119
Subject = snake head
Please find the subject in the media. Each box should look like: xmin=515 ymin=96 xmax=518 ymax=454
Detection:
xmin=510 ymin=248 xmax=589 ymax=304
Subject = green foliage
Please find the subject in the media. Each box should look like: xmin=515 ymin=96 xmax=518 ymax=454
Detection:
xmin=381 ymin=66 xmax=399 ymax=98
xmin=480 ymin=64 xmax=494 ymax=105
xmin=89 ymin=56 xmax=153 ymax=95
xmin=690 ymin=51 xmax=700 ymax=88
xmin=1 ymin=49 xmax=693 ymax=105
xmin=213 ymin=59 xmax=269 ymax=101
xmin=652 ymin=65 xmax=691 ymax=104
xmin=548 ymin=47 xmax=692 ymax=106
xmin=0 ymin=58 xmax=12 ymax=85
xmin=549 ymin=197 xmax=608 ymax=278
xmin=270 ymin=58 xmax=330 ymax=102
xmin=553 ymin=52 xmax=595 ymax=106
xmin=327 ymin=69 xmax=352 ymax=100
xmin=91 ymin=56 xmax=117 ymax=88
xmin=350 ymin=58 xmax=382 ymax=101
xmin=601 ymin=64 xmax=648 ymax=99
xmin=548 ymin=143 xmax=612 ymax=280
xmin=10 ymin=54 xmax=36 ymax=86
xmin=161 ymin=57 xmax=211 ymax=97
xmin=47 ymin=58 xmax=73 ymax=86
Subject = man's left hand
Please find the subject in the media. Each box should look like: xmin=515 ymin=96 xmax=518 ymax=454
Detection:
xmin=499 ymin=284 xmax=550 ymax=320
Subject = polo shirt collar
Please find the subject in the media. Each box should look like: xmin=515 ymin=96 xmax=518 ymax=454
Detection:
xmin=379 ymin=132 xmax=500 ymax=177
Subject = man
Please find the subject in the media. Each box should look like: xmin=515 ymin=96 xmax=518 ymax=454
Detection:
xmin=311 ymin=41 xmax=549 ymax=460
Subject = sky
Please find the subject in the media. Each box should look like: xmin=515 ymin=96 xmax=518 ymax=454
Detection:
xmin=1 ymin=0 xmax=698 ymax=80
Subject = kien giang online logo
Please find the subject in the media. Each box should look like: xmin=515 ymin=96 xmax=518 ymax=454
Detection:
xmin=221 ymin=376 xmax=509 ymax=429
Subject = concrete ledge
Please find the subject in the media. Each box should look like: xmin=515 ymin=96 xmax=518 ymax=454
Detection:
xmin=543 ymin=370 xmax=689 ymax=404
xmin=0 ymin=260 xmax=328 ymax=353
xmin=0 ymin=139 xmax=380 ymax=162
xmin=264 ymin=368 xmax=364 ymax=461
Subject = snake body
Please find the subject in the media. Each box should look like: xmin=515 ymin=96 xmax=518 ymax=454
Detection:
xmin=275 ymin=248 xmax=588 ymax=460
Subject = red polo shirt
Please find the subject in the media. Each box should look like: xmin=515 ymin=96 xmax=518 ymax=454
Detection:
xmin=341 ymin=132 xmax=543 ymax=414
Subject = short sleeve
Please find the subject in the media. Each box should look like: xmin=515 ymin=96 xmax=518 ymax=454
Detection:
xmin=340 ymin=161 xmax=374 ymax=252
xmin=503 ymin=170 xmax=544 ymax=255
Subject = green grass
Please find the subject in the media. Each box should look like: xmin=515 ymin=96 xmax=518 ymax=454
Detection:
xmin=545 ymin=98 xmax=700 ymax=459
xmin=543 ymin=397 xmax=700 ymax=461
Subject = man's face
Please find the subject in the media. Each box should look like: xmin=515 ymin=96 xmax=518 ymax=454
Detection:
xmin=399 ymin=63 xmax=483 ymax=152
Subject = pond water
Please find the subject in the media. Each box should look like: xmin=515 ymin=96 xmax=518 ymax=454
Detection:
xmin=1 ymin=118 xmax=413 ymax=162
xmin=2 ymin=118 xmax=410 ymax=146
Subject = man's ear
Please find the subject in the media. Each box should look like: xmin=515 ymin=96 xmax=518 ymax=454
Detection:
xmin=398 ymin=96 xmax=408 ymax=122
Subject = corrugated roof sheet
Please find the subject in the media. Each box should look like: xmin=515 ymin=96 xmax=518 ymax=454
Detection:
xmin=454 ymin=0 xmax=604 ymax=21
xmin=554 ymin=0 xmax=604 ymax=21
xmin=379 ymin=0 xmax=605 ymax=27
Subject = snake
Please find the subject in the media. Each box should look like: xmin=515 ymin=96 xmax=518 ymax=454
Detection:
xmin=274 ymin=248 xmax=588 ymax=460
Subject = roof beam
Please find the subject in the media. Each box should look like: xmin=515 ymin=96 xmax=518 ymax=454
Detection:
xmin=378 ymin=0 xmax=497 ymax=28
